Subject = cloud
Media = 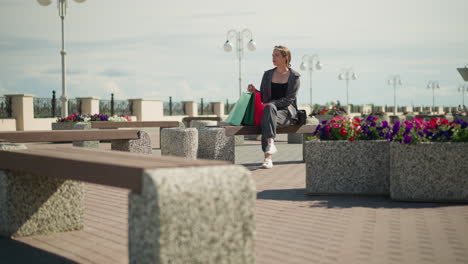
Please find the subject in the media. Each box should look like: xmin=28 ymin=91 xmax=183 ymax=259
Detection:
xmin=98 ymin=69 xmax=133 ymax=77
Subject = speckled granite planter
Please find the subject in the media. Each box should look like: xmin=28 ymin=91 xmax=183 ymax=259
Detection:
xmin=160 ymin=127 xmax=198 ymax=159
xmin=219 ymin=121 xmax=244 ymax=146
xmin=129 ymin=165 xmax=255 ymax=264
xmin=0 ymin=143 xmax=83 ymax=237
xmin=305 ymin=140 xmax=390 ymax=195
xmin=390 ymin=142 xmax=468 ymax=202
xmin=198 ymin=127 xmax=235 ymax=163
xmin=190 ymin=120 xmax=218 ymax=128
xmin=52 ymin=122 xmax=99 ymax=148
xmin=111 ymin=130 xmax=152 ymax=154
xmin=302 ymin=117 xmax=320 ymax=161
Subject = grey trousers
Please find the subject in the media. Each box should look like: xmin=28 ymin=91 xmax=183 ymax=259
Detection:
xmin=261 ymin=104 xmax=293 ymax=152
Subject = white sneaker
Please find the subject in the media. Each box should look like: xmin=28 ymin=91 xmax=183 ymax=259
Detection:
xmin=265 ymin=143 xmax=278 ymax=155
xmin=261 ymin=158 xmax=273 ymax=169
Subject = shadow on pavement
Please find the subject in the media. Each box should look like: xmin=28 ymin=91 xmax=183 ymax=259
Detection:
xmin=241 ymin=160 xmax=304 ymax=170
xmin=0 ymin=238 xmax=77 ymax=264
xmin=257 ymin=188 xmax=467 ymax=208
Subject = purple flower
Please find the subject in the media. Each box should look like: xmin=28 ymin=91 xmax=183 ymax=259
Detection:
xmin=382 ymin=121 xmax=389 ymax=128
xmin=403 ymin=135 xmax=412 ymax=144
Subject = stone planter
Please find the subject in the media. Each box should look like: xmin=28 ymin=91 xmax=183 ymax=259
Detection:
xmin=390 ymin=142 xmax=468 ymax=202
xmin=302 ymin=117 xmax=320 ymax=161
xmin=305 ymin=140 xmax=390 ymax=195
xmin=52 ymin=122 xmax=98 ymax=148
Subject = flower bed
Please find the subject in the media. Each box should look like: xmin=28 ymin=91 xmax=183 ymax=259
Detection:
xmin=57 ymin=113 xmax=132 ymax=122
xmin=305 ymin=116 xmax=468 ymax=200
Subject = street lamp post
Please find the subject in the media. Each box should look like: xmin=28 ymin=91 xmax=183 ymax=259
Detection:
xmin=223 ymin=29 xmax=256 ymax=98
xmin=458 ymin=84 xmax=468 ymax=109
xmin=300 ymin=54 xmax=322 ymax=107
xmin=387 ymin=75 xmax=403 ymax=115
xmin=37 ymin=0 xmax=87 ymax=118
xmin=427 ymin=80 xmax=440 ymax=110
xmin=338 ymin=68 xmax=357 ymax=106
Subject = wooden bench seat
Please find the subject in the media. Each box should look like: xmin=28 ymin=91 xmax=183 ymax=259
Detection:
xmin=0 ymin=144 xmax=228 ymax=193
xmin=0 ymin=144 xmax=255 ymax=263
xmin=0 ymin=129 xmax=152 ymax=154
xmin=90 ymin=121 xmax=180 ymax=129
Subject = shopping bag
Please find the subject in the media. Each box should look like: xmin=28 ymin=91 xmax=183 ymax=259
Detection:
xmin=253 ymin=92 xmax=265 ymax=126
xmin=242 ymin=92 xmax=255 ymax=126
xmin=226 ymin=92 xmax=253 ymax=126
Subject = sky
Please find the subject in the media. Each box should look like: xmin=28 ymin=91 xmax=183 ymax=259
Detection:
xmin=1 ymin=0 xmax=467 ymax=106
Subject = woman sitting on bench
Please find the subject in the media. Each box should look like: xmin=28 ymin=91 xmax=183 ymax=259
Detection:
xmin=247 ymin=45 xmax=301 ymax=169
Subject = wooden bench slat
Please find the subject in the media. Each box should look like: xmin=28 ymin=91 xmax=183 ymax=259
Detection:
xmin=182 ymin=117 xmax=222 ymax=122
xmin=223 ymin=125 xmax=317 ymax=136
xmin=0 ymin=130 xmax=141 ymax=143
xmin=90 ymin=121 xmax=180 ymax=129
xmin=0 ymin=145 xmax=229 ymax=193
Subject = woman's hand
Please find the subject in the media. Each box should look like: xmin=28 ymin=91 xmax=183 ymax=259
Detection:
xmin=247 ymin=84 xmax=257 ymax=93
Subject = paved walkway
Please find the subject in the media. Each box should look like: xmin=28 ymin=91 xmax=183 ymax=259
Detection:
xmin=2 ymin=141 xmax=468 ymax=263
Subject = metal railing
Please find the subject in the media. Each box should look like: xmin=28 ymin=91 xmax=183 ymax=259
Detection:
xmin=198 ymin=99 xmax=214 ymax=115
xmin=100 ymin=94 xmax=132 ymax=116
xmin=33 ymin=97 xmax=57 ymax=118
xmin=0 ymin=96 xmax=12 ymax=118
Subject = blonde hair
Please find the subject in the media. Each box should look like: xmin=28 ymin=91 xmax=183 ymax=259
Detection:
xmin=274 ymin=45 xmax=292 ymax=67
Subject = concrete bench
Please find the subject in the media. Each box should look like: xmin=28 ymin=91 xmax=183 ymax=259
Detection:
xmin=0 ymin=129 xmax=152 ymax=154
xmin=91 ymin=121 xmax=182 ymax=149
xmin=198 ymin=125 xmax=317 ymax=163
xmin=0 ymin=144 xmax=255 ymax=263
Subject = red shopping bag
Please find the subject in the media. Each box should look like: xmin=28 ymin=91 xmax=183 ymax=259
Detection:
xmin=253 ymin=92 xmax=265 ymax=126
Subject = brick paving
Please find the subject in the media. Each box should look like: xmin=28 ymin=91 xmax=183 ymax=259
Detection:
xmin=2 ymin=141 xmax=468 ymax=263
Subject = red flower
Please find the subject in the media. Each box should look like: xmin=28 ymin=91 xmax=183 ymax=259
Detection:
xmin=349 ymin=137 xmax=355 ymax=141
xmin=340 ymin=128 xmax=348 ymax=136
xmin=319 ymin=109 xmax=328 ymax=115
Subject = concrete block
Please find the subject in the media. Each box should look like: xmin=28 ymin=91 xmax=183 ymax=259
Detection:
xmin=287 ymin=134 xmax=303 ymax=144
xmin=390 ymin=142 xmax=468 ymax=202
xmin=129 ymin=165 xmax=256 ymax=264
xmin=0 ymin=143 xmax=84 ymax=237
xmin=190 ymin=120 xmax=218 ymax=129
xmin=305 ymin=140 xmax=390 ymax=195
xmin=52 ymin=122 xmax=99 ymax=148
xmin=160 ymin=128 xmax=198 ymax=159
xmin=198 ymin=127 xmax=235 ymax=163
xmin=111 ymin=130 xmax=152 ymax=154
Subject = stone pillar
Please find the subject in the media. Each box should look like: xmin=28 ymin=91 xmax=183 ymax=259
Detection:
xmin=6 ymin=94 xmax=34 ymax=131
xmin=183 ymin=101 xmax=198 ymax=117
xmin=403 ymin=106 xmax=413 ymax=113
xmin=416 ymin=106 xmax=423 ymax=113
xmin=376 ymin=106 xmax=385 ymax=112
xmin=343 ymin=105 xmax=351 ymax=114
xmin=77 ymin=97 xmax=99 ymax=115
xmin=212 ymin=102 xmax=225 ymax=117
xmin=0 ymin=143 xmax=84 ymax=238
xmin=361 ymin=105 xmax=372 ymax=114
xmin=128 ymin=99 xmax=164 ymax=121
xmin=129 ymin=165 xmax=255 ymax=264
xmin=435 ymin=106 xmax=444 ymax=114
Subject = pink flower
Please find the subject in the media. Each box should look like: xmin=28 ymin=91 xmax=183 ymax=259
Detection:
xmin=325 ymin=125 xmax=331 ymax=132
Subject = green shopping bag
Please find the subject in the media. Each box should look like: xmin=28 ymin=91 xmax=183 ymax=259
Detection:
xmin=226 ymin=92 xmax=253 ymax=126
xmin=242 ymin=92 xmax=255 ymax=126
